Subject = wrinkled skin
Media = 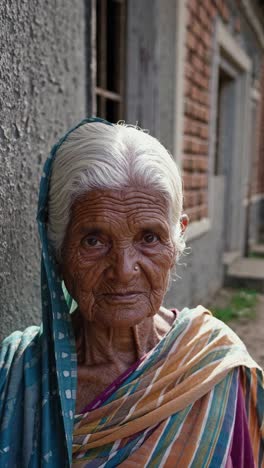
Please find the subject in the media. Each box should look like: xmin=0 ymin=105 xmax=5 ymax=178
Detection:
xmin=61 ymin=187 xmax=187 ymax=412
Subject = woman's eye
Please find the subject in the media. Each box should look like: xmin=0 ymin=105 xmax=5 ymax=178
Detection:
xmin=83 ymin=236 xmax=102 ymax=247
xmin=143 ymin=232 xmax=159 ymax=244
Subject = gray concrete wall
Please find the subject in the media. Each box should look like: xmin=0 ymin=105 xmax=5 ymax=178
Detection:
xmin=0 ymin=0 xmax=87 ymax=340
xmin=261 ymin=199 xmax=264 ymax=241
xmin=165 ymin=177 xmax=225 ymax=310
xmin=248 ymin=198 xmax=264 ymax=246
xmin=126 ymin=0 xmax=177 ymax=154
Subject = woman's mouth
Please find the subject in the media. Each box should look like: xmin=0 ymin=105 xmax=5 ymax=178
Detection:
xmin=101 ymin=292 xmax=142 ymax=302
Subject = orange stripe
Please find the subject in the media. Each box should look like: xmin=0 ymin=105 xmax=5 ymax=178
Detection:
xmin=119 ymin=421 xmax=167 ymax=467
xmin=164 ymin=393 xmax=211 ymax=467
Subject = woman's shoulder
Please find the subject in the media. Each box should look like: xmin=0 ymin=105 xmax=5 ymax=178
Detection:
xmin=0 ymin=326 xmax=41 ymax=397
xmin=175 ymin=304 xmax=262 ymax=369
xmin=1 ymin=325 xmax=41 ymax=354
xmin=179 ymin=304 xmax=238 ymax=335
xmin=180 ymin=304 xmax=249 ymax=344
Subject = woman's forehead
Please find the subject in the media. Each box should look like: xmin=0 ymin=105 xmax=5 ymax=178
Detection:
xmin=69 ymin=188 xmax=170 ymax=226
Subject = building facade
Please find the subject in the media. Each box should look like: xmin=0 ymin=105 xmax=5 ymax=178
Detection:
xmin=123 ymin=0 xmax=264 ymax=309
xmin=88 ymin=0 xmax=264 ymax=308
xmin=1 ymin=0 xmax=264 ymax=338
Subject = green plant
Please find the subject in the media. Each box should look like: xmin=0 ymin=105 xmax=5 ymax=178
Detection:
xmin=249 ymin=252 xmax=264 ymax=259
xmin=213 ymin=289 xmax=258 ymax=323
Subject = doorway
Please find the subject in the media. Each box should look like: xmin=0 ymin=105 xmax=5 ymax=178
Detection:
xmin=215 ymin=66 xmax=237 ymax=252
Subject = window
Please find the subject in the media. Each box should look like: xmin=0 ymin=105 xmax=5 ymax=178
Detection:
xmin=96 ymin=0 xmax=126 ymax=122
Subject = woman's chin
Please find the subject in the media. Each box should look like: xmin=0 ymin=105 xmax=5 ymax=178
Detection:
xmin=92 ymin=304 xmax=155 ymax=328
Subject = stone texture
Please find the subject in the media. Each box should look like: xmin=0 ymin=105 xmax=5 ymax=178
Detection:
xmin=0 ymin=0 xmax=86 ymax=340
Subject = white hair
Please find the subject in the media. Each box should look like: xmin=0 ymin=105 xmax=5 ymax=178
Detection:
xmin=47 ymin=122 xmax=185 ymax=261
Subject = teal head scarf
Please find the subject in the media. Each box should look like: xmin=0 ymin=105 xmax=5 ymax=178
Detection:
xmin=0 ymin=117 xmax=113 ymax=467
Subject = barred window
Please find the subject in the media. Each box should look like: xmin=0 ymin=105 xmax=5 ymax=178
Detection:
xmin=96 ymin=0 xmax=126 ymax=122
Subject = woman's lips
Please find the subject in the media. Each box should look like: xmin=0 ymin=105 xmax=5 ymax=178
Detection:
xmin=101 ymin=292 xmax=142 ymax=302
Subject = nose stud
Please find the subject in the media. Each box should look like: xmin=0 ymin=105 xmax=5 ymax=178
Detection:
xmin=134 ymin=265 xmax=139 ymax=271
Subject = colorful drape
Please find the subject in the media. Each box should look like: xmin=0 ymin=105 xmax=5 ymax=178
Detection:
xmin=72 ymin=306 xmax=264 ymax=467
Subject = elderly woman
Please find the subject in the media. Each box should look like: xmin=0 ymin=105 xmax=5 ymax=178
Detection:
xmin=0 ymin=117 xmax=263 ymax=467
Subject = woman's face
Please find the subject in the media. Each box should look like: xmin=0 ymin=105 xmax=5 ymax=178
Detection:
xmin=61 ymin=187 xmax=176 ymax=328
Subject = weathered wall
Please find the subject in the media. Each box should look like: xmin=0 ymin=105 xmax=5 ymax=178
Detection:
xmin=126 ymin=0 xmax=177 ymax=154
xmin=0 ymin=0 xmax=86 ymax=340
xmin=165 ymin=177 xmax=225 ymax=310
xmin=258 ymin=64 xmax=264 ymax=198
xmin=248 ymin=199 xmax=264 ymax=246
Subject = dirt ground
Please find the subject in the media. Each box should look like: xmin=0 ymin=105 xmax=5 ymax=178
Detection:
xmin=210 ymin=290 xmax=264 ymax=369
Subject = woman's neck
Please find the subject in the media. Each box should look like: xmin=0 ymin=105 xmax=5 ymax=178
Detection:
xmin=72 ymin=307 xmax=175 ymax=370
xmin=72 ymin=307 xmax=176 ymax=412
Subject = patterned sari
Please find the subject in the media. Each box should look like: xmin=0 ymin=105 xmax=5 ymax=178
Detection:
xmin=72 ymin=306 xmax=264 ymax=467
xmin=0 ymin=118 xmax=263 ymax=467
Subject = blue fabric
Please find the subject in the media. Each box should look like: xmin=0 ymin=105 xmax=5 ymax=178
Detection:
xmin=0 ymin=117 xmax=113 ymax=467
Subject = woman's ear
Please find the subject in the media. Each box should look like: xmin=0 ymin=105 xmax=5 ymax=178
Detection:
xmin=180 ymin=213 xmax=189 ymax=234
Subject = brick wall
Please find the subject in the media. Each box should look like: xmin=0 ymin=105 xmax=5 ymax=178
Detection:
xmin=183 ymin=0 xmax=246 ymax=221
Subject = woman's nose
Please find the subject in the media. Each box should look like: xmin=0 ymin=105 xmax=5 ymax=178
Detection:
xmin=105 ymin=247 xmax=139 ymax=283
